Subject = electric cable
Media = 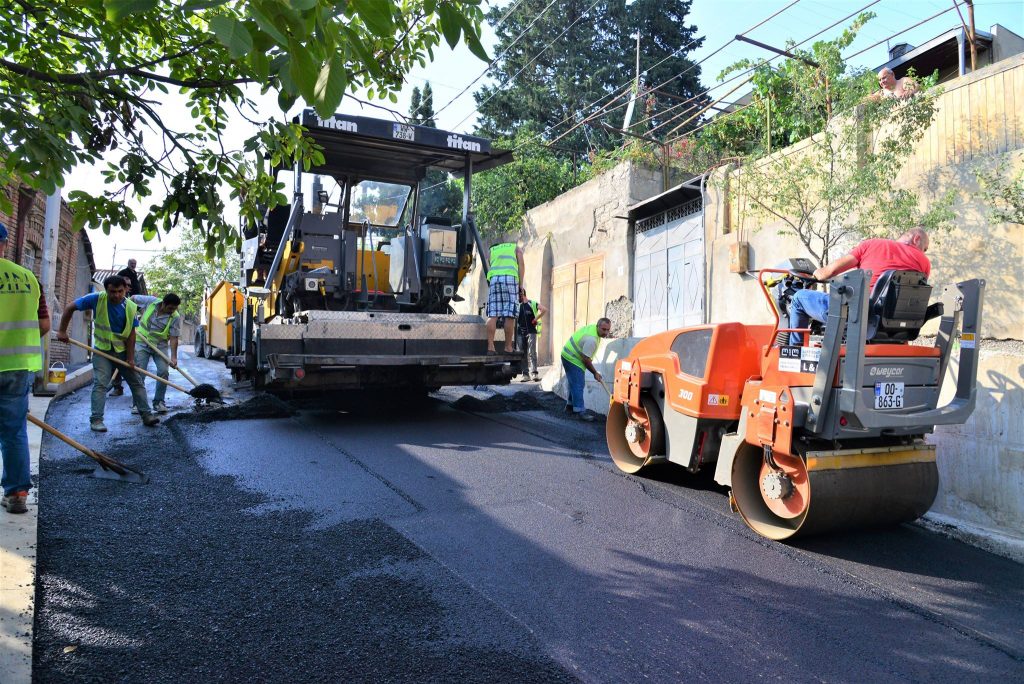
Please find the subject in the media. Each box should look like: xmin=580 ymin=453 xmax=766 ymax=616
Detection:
xmin=451 ymin=0 xmax=605 ymax=130
xmin=434 ymin=0 xmax=561 ymax=117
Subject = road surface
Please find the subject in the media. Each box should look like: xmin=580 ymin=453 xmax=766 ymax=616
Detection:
xmin=33 ymin=354 xmax=1024 ymax=682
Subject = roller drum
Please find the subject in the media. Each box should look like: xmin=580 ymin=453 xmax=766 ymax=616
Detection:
xmin=731 ymin=443 xmax=938 ymax=541
xmin=607 ymin=398 xmax=665 ymax=474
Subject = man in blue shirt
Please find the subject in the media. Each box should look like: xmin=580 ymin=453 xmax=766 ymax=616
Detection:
xmin=57 ymin=275 xmax=159 ymax=432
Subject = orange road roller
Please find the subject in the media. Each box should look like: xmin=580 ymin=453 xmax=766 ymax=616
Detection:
xmin=607 ymin=260 xmax=984 ymax=540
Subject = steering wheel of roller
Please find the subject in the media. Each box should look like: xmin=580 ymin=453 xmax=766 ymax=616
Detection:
xmin=788 ymin=270 xmax=825 ymax=284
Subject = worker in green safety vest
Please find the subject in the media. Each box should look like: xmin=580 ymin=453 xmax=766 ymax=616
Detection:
xmin=0 ymin=223 xmax=49 ymax=515
xmin=516 ymin=287 xmax=547 ymax=382
xmin=485 ymin=239 xmax=525 ymax=354
xmin=560 ymin=317 xmax=612 ymax=422
xmin=58 ymin=275 xmax=160 ymax=432
xmin=129 ymin=293 xmax=181 ymax=414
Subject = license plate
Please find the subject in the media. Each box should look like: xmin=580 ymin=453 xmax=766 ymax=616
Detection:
xmin=874 ymin=382 xmax=905 ymax=409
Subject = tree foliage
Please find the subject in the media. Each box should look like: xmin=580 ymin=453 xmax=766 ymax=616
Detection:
xmin=976 ymin=160 xmax=1024 ymax=225
xmin=144 ymin=230 xmax=240 ymax=319
xmin=471 ymin=126 xmax=583 ymax=238
xmin=0 ymin=0 xmax=488 ymax=256
xmin=474 ymin=0 xmax=704 ymax=153
xmin=408 ymin=82 xmax=437 ymax=127
xmin=705 ymin=14 xmax=952 ymax=264
xmin=407 ymin=81 xmax=460 ymax=218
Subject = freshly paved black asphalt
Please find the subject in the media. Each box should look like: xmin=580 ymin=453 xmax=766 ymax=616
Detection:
xmin=33 ymin=356 xmax=1024 ymax=682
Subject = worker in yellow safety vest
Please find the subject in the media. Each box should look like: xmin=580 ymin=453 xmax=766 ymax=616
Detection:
xmin=0 ymin=223 xmax=50 ymax=515
xmin=485 ymin=240 xmax=525 ymax=354
xmin=129 ymin=293 xmax=181 ymax=414
xmin=560 ymin=318 xmax=612 ymax=422
xmin=58 ymin=275 xmax=160 ymax=432
xmin=516 ymin=287 xmax=547 ymax=382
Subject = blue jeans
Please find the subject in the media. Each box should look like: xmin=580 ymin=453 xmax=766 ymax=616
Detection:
xmin=135 ymin=346 xmax=169 ymax=403
xmin=788 ymin=289 xmax=830 ymax=345
xmin=0 ymin=370 xmax=33 ymax=495
xmin=562 ymin=357 xmax=586 ymax=414
xmin=92 ymin=350 xmax=151 ymax=421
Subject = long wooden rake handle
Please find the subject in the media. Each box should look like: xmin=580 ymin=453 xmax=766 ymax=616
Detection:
xmin=139 ymin=336 xmax=200 ymax=387
xmin=27 ymin=414 xmax=128 ymax=476
xmin=67 ymin=338 xmax=193 ymax=395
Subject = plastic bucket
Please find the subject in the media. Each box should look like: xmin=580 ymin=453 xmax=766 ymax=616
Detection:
xmin=47 ymin=362 xmax=67 ymax=384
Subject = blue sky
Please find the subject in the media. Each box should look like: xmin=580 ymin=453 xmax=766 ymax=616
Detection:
xmin=74 ymin=0 xmax=1023 ymax=268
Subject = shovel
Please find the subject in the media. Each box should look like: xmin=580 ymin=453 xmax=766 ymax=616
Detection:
xmin=27 ymin=414 xmax=148 ymax=484
xmin=138 ymin=336 xmax=204 ymax=391
xmin=68 ymin=338 xmax=224 ymax=403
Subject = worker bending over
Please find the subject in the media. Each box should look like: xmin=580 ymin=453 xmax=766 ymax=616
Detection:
xmin=129 ymin=293 xmax=181 ymax=414
xmin=788 ymin=227 xmax=931 ymax=345
xmin=58 ymin=276 xmax=160 ymax=432
xmin=485 ymin=238 xmax=525 ymax=354
xmin=561 ymin=318 xmax=612 ymax=422
xmin=0 ymin=224 xmax=49 ymax=515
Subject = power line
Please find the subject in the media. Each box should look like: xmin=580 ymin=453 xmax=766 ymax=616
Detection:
xmin=539 ymin=0 xmax=804 ymax=147
xmin=843 ymin=3 xmax=962 ymax=61
xmin=660 ymin=1 xmax=966 ymax=148
xmin=542 ymin=0 xmax=807 ymax=148
xmin=434 ymin=0 xmax=561 ymax=118
xmin=452 ymin=0 xmax=605 ymax=131
xmin=640 ymin=0 xmax=887 ymax=142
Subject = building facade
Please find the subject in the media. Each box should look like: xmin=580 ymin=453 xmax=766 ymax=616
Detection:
xmin=0 ymin=184 xmax=96 ymax=366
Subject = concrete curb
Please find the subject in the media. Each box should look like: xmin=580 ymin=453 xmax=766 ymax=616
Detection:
xmin=0 ymin=394 xmax=51 ymax=684
xmin=54 ymin=365 xmax=93 ymax=399
xmin=918 ymin=513 xmax=1024 ymax=565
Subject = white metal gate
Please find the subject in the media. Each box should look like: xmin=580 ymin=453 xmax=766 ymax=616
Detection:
xmin=633 ymin=199 xmax=704 ymax=337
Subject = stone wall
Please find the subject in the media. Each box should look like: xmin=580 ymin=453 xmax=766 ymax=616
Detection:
xmin=456 ymin=161 xmax=663 ymax=365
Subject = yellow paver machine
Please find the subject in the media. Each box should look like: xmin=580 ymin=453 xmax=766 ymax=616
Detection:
xmin=222 ymin=110 xmax=519 ymax=395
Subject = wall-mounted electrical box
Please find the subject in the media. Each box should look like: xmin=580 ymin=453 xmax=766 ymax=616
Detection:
xmin=729 ymin=241 xmax=749 ymax=273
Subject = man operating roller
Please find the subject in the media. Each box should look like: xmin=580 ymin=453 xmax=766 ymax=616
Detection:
xmin=788 ymin=227 xmax=931 ymax=345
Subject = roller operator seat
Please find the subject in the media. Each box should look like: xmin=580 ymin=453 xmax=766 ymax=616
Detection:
xmin=865 ymin=269 xmax=943 ymax=343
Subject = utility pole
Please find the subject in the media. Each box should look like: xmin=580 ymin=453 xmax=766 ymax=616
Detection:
xmin=37 ymin=189 xmax=61 ymax=394
xmin=622 ymin=32 xmax=642 ymax=131
xmin=965 ymin=0 xmax=977 ymax=72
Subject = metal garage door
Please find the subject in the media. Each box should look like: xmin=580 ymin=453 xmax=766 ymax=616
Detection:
xmin=633 ymin=199 xmax=704 ymax=337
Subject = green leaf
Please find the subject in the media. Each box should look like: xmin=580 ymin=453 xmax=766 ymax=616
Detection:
xmin=104 ymin=0 xmax=158 ymax=22
xmin=464 ymin=31 xmax=488 ymax=63
xmin=182 ymin=0 xmax=231 ymax=9
xmin=249 ymin=50 xmax=270 ymax=81
xmin=436 ymin=3 xmax=462 ymax=49
xmin=251 ymin=3 xmax=290 ymax=46
xmin=287 ymin=39 xmax=318 ymax=102
xmin=278 ymin=89 xmax=298 ymax=113
xmin=313 ymin=54 xmax=347 ymax=119
xmin=351 ymin=0 xmax=394 ymax=36
xmin=287 ymin=0 xmax=318 ymax=10
xmin=210 ymin=15 xmax=254 ymax=59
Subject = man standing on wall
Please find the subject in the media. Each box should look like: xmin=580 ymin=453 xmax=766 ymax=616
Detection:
xmin=484 ymin=238 xmax=525 ymax=355
xmin=57 ymin=276 xmax=160 ymax=432
xmin=560 ymin=318 xmax=612 ymax=422
xmin=516 ymin=287 xmax=546 ymax=382
xmin=0 ymin=224 xmax=50 ymax=515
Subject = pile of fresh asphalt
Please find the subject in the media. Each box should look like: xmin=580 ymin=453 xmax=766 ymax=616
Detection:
xmin=164 ymin=393 xmax=297 ymax=424
xmin=452 ymin=390 xmax=569 ymax=414
xmin=34 ymin=397 xmax=576 ymax=683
